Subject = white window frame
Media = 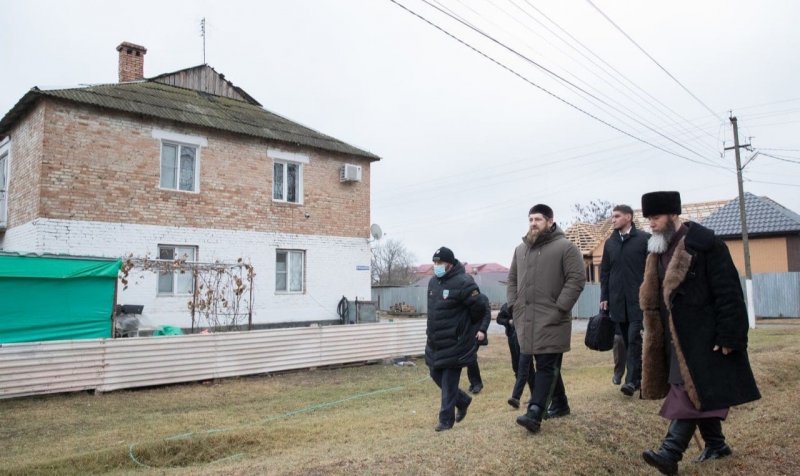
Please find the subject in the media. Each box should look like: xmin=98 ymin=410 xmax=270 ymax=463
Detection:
xmin=156 ymin=244 xmax=198 ymax=296
xmin=153 ymin=129 xmax=207 ymax=193
xmin=275 ymin=249 xmax=305 ymax=293
xmin=0 ymin=138 xmax=9 ymax=228
xmin=269 ymin=148 xmax=308 ymax=205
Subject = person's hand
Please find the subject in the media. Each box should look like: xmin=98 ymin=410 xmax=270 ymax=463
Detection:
xmin=713 ymin=345 xmax=733 ymax=355
xmin=477 ymin=331 xmax=486 ymax=342
xmin=600 ymin=301 xmax=608 ymax=311
xmin=509 ymin=319 xmax=513 ymax=327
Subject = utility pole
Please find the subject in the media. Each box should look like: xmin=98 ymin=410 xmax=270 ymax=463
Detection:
xmin=725 ymin=115 xmax=755 ymax=328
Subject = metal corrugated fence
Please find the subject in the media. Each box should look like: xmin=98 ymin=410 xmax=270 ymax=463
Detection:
xmin=373 ymin=273 xmax=800 ymax=319
xmin=749 ymin=272 xmax=800 ymax=318
xmin=0 ymin=320 xmax=427 ymax=399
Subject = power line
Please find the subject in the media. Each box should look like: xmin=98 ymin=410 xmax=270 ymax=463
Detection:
xmin=758 ymin=152 xmax=800 ymax=164
xmin=421 ymin=0 xmax=722 ymax=167
xmin=389 ymin=0 xmax=725 ymax=169
xmin=436 ymin=0 xmax=721 ymax=160
xmin=480 ymin=0 xmax=721 ymax=158
xmin=584 ymin=0 xmax=722 ymax=122
xmin=513 ymin=0 xmax=722 ymax=150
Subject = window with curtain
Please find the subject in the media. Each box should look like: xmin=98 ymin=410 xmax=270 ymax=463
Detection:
xmin=272 ymin=160 xmax=301 ymax=203
xmin=160 ymin=142 xmax=197 ymax=192
xmin=276 ymin=250 xmax=304 ymax=293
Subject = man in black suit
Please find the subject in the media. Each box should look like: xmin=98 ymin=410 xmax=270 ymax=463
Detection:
xmin=600 ymin=204 xmax=650 ymax=396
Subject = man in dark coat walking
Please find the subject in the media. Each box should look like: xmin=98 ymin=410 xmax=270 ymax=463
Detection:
xmin=600 ymin=204 xmax=650 ymax=396
xmin=507 ymin=204 xmax=585 ymax=434
xmin=425 ymin=246 xmax=490 ymax=432
xmin=638 ymin=191 xmax=760 ymax=475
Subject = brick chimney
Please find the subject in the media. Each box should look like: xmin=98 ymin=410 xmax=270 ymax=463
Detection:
xmin=116 ymin=42 xmax=147 ymax=82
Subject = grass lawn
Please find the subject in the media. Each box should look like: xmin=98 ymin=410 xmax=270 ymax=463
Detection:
xmin=1 ymin=320 xmax=798 ymax=475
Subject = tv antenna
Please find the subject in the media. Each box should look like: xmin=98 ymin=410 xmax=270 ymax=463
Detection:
xmin=200 ymin=18 xmax=206 ymax=64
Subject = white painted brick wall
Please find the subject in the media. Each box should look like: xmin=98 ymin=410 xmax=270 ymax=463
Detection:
xmin=1 ymin=219 xmax=373 ymax=329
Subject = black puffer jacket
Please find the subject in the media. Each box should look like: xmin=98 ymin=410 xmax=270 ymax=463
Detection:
xmin=425 ymin=261 xmax=489 ymax=369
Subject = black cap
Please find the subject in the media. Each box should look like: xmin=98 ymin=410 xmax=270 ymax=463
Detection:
xmin=432 ymin=246 xmax=456 ymax=264
xmin=528 ymin=204 xmax=553 ymax=219
xmin=641 ymin=191 xmax=682 ymax=218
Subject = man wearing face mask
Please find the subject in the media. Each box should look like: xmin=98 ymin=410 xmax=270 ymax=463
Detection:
xmin=425 ymin=246 xmax=491 ymax=432
xmin=507 ymin=204 xmax=586 ymax=434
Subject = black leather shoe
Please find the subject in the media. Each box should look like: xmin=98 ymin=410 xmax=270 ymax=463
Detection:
xmin=470 ymin=383 xmax=483 ymax=394
xmin=516 ymin=404 xmax=543 ymax=433
xmin=546 ymin=404 xmax=571 ymax=419
xmin=642 ymin=450 xmax=678 ymax=475
xmin=435 ymin=422 xmax=453 ymax=432
xmin=612 ymin=374 xmax=622 ymax=385
xmin=455 ymin=396 xmax=472 ymax=423
xmin=695 ymin=445 xmax=732 ymax=462
xmin=621 ymin=383 xmax=639 ymax=396
xmin=507 ymin=397 xmax=520 ymax=409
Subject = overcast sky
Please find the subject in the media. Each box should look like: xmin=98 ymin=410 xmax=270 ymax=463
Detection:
xmin=2 ymin=0 xmax=799 ymax=266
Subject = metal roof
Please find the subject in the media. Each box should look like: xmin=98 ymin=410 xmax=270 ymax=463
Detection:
xmin=0 ymin=80 xmax=380 ymax=161
xmin=700 ymin=193 xmax=800 ymax=237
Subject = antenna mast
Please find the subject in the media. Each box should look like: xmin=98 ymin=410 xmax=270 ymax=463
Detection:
xmin=200 ymin=18 xmax=206 ymax=64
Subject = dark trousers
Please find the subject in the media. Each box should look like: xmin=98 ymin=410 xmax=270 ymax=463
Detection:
xmin=511 ymin=352 xmax=536 ymax=400
xmin=620 ymin=319 xmax=643 ymax=386
xmin=467 ymin=360 xmax=482 ymax=387
xmin=429 ymin=366 xmax=470 ymax=426
xmin=613 ymin=331 xmax=626 ymax=381
xmin=530 ymin=353 xmax=567 ymax=410
xmin=508 ymin=331 xmax=521 ymax=377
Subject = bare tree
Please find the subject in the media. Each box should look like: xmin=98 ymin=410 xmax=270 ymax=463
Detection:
xmin=568 ymin=199 xmax=614 ymax=226
xmin=371 ymin=238 xmax=417 ymax=286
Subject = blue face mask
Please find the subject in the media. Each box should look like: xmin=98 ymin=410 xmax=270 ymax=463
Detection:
xmin=433 ymin=264 xmax=447 ymax=278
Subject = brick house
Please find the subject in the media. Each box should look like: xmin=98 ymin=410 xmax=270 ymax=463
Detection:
xmin=0 ymin=42 xmax=380 ymax=329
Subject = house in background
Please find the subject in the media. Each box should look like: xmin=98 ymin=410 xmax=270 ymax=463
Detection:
xmin=412 ymin=262 xmax=509 ymax=289
xmin=566 ymin=200 xmax=727 ymax=283
xmin=0 ymin=42 xmax=380 ymax=329
xmin=702 ymin=193 xmax=800 ymax=274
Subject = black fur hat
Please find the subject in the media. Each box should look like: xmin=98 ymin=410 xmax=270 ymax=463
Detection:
xmin=641 ymin=191 xmax=682 ymax=217
xmin=528 ymin=204 xmax=554 ymax=219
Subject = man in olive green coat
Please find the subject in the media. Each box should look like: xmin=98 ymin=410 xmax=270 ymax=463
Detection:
xmin=507 ymin=204 xmax=586 ymax=433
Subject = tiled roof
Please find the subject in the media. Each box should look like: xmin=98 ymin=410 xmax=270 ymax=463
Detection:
xmin=700 ymin=193 xmax=800 ymax=237
xmin=0 ymin=81 xmax=379 ymax=161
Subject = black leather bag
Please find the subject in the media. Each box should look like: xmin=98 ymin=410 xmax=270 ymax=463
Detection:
xmin=585 ymin=308 xmax=615 ymax=351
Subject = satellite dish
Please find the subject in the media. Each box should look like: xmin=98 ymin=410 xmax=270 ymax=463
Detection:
xmin=370 ymin=223 xmax=383 ymax=240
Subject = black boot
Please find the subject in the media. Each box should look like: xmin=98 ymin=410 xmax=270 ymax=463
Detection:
xmin=695 ymin=418 xmax=732 ymax=462
xmin=642 ymin=419 xmax=696 ymax=475
xmin=545 ymin=395 xmax=570 ymax=419
xmin=516 ymin=404 xmax=544 ymax=433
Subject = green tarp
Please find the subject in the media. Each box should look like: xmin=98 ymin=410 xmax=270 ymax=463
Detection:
xmin=0 ymin=254 xmax=122 ymax=343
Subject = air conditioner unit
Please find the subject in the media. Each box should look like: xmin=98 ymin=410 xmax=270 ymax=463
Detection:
xmin=340 ymin=164 xmax=362 ymax=182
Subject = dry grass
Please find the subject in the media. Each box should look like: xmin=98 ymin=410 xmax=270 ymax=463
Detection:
xmin=1 ymin=320 xmax=798 ymax=475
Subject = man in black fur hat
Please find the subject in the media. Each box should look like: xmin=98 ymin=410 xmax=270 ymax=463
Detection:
xmin=638 ymin=191 xmax=760 ymax=475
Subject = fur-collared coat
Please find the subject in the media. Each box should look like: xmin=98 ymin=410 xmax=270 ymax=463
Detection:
xmin=639 ymin=222 xmax=761 ymax=411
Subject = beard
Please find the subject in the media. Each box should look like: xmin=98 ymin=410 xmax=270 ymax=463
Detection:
xmin=648 ymin=219 xmax=678 ymax=254
xmin=526 ymin=224 xmax=551 ymax=242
